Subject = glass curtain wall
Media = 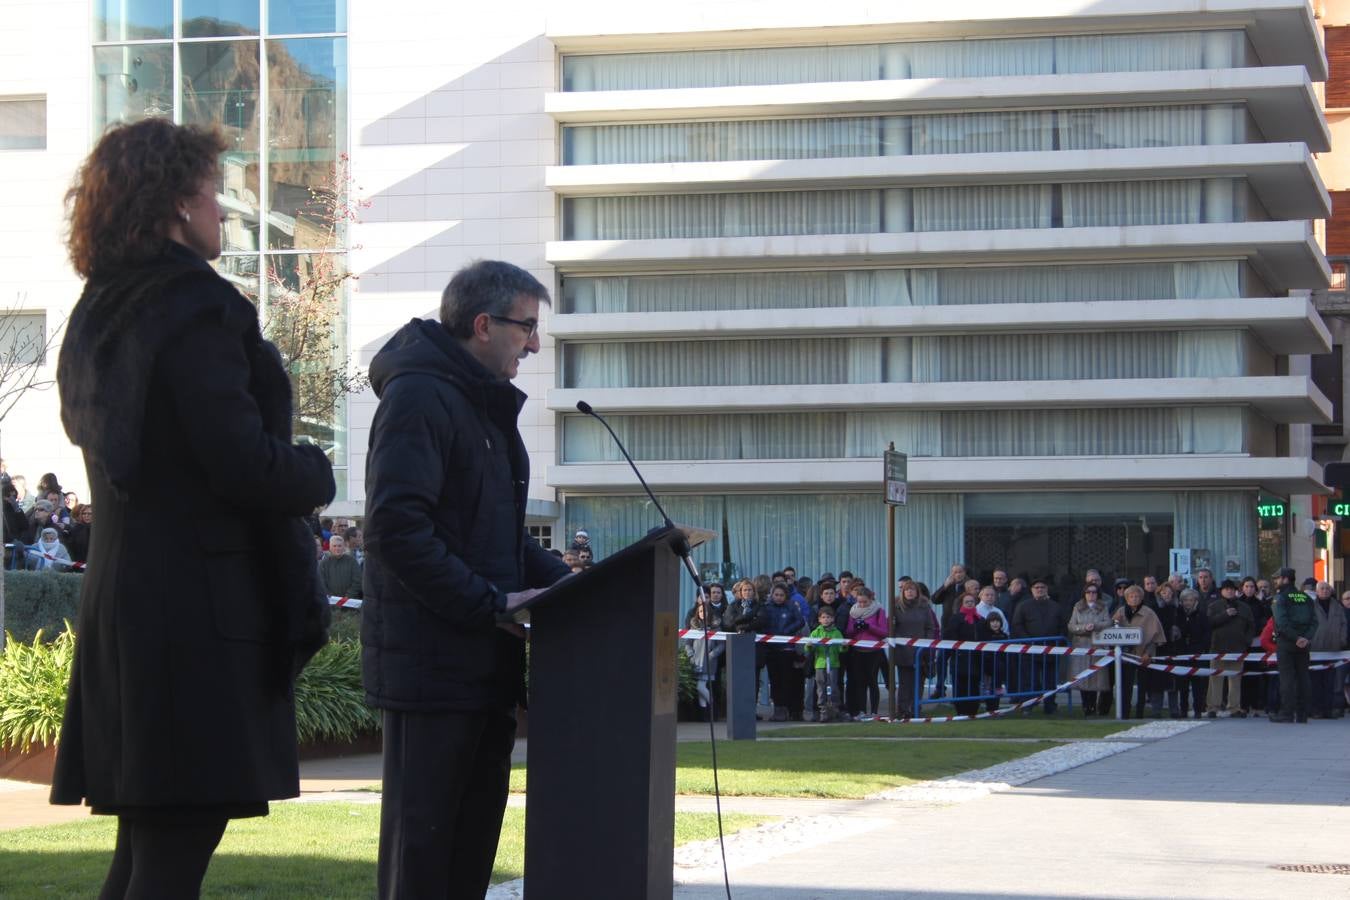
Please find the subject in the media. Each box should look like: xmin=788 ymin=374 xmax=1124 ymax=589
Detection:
xmin=562 ymin=30 xmax=1252 ymax=91
xmin=560 ymin=261 xmax=1253 ymax=313
xmin=565 ymin=493 xmax=963 ymax=617
xmin=560 ymin=407 xmax=1259 ymax=463
xmin=562 ymin=178 xmax=1249 ymax=241
xmin=92 ymin=0 xmax=350 ymax=496
xmin=562 ymin=104 xmax=1252 ymax=165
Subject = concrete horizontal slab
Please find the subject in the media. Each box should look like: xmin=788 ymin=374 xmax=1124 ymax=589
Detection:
xmin=544 ymin=67 xmax=1329 ymax=153
xmin=547 ymin=297 xmax=1332 ymax=356
xmin=547 ymin=454 xmax=1327 ymax=496
xmin=546 ymin=143 xmax=1330 ymax=222
xmin=545 ymin=221 xmax=1331 ymax=292
xmin=546 ymin=1 xmax=1326 ymax=80
xmin=548 ymin=375 xmax=1332 ymax=423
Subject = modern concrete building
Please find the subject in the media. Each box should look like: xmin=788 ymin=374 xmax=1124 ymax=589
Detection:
xmin=0 ymin=0 xmax=1336 ymax=592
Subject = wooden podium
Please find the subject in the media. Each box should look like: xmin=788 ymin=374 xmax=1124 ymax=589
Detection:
xmin=520 ymin=523 xmax=713 ymax=899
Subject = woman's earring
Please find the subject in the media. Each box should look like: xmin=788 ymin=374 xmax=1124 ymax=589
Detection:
xmin=180 ymin=211 xmax=191 ymax=224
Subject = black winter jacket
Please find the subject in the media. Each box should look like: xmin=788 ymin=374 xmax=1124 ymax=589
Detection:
xmin=1012 ymin=597 xmax=1064 ymax=639
xmin=361 ymin=319 xmax=568 ymax=712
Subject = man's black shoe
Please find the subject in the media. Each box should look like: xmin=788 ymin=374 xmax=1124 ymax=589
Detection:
xmin=1268 ymin=713 xmax=1294 ymax=723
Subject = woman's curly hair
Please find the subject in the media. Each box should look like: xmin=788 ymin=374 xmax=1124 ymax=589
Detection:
xmin=66 ymin=118 xmax=226 ymax=279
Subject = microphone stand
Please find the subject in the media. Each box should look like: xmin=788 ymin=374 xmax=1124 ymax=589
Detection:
xmin=575 ymin=400 xmax=733 ymax=900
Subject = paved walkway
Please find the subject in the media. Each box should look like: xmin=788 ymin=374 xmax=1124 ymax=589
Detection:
xmin=674 ymin=718 xmax=1350 ymax=900
xmin=5 ymin=718 xmax=1346 ymax=900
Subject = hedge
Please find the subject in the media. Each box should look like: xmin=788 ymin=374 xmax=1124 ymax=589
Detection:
xmin=2 ymin=571 xmax=83 ymax=644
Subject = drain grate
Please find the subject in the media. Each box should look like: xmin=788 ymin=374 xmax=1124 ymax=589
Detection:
xmin=1271 ymin=864 xmax=1350 ymax=876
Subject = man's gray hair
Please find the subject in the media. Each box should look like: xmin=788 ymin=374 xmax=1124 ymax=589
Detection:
xmin=1179 ymin=588 xmax=1200 ymax=603
xmin=440 ymin=259 xmax=551 ymax=339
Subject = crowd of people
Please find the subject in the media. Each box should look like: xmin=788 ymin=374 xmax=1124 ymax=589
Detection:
xmin=0 ymin=464 xmax=91 ymax=571
xmin=681 ymin=563 xmax=1350 ymax=723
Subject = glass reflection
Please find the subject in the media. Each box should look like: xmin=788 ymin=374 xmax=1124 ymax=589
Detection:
xmin=93 ymin=44 xmax=173 ymax=134
xmin=270 ymin=0 xmax=345 ymax=35
xmin=266 ymin=38 xmax=347 ymax=251
xmin=94 ymin=0 xmax=171 ymax=41
xmin=264 ymin=251 xmax=350 ymax=466
xmin=182 ymin=0 xmax=260 ymax=37
xmin=181 ymin=41 xmax=261 ymax=252
xmin=215 ymin=253 xmax=260 ymax=305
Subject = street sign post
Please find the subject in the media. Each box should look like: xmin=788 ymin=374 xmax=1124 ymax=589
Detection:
xmin=883 ymin=449 xmax=908 ymax=506
xmin=883 ymin=445 xmax=906 ymax=718
xmin=1093 ymin=628 xmax=1142 ymax=721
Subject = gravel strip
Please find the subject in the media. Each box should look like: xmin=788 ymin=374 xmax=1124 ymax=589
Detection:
xmin=1105 ymin=719 xmax=1208 ymax=741
xmin=867 ymin=739 xmax=1142 ymax=802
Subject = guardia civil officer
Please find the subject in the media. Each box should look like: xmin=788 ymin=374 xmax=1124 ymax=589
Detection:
xmin=1270 ymin=567 xmax=1316 ymax=723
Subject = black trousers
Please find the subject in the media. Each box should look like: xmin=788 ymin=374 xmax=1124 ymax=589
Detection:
xmin=766 ymin=649 xmax=801 ymax=713
xmin=99 ymin=816 xmax=227 ymax=899
xmin=379 ymin=707 xmax=517 ymax=899
xmin=846 ymin=650 xmax=884 ymax=716
xmin=1277 ymin=640 xmax=1312 ymax=718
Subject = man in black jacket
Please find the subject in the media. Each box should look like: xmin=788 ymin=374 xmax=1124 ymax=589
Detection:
xmin=363 ymin=260 xmax=570 ymax=898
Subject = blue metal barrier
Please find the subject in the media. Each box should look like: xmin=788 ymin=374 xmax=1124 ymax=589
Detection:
xmin=915 ymin=636 xmax=1069 ymax=715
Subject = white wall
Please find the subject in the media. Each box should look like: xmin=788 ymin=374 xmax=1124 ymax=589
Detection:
xmin=0 ymin=1 xmax=90 ymax=497
xmin=344 ymin=0 xmax=559 ymax=515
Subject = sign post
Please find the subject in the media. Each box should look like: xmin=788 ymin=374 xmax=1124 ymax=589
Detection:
xmin=1093 ymin=627 xmax=1142 ymax=720
xmin=883 ymin=445 xmax=906 ymax=719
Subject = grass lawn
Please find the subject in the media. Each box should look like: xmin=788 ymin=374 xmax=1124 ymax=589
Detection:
xmin=770 ymin=716 xmax=1134 ymax=741
xmin=0 ymin=803 xmax=768 ymax=899
xmin=498 ymin=738 xmax=1052 ymax=798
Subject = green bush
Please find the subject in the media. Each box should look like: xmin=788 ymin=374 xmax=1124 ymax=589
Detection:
xmin=0 ymin=626 xmax=74 ymax=751
xmin=327 ymin=607 xmax=362 ymax=644
xmin=293 ymin=639 xmax=380 ymax=743
xmin=2 ymin=571 xmax=83 ymax=644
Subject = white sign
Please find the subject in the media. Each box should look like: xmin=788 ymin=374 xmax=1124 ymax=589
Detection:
xmin=1093 ymin=627 xmax=1142 ymax=646
xmin=886 ymin=481 xmax=907 ymax=504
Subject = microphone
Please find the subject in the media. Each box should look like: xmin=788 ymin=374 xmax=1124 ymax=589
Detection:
xmin=575 ymin=400 xmax=702 ymax=588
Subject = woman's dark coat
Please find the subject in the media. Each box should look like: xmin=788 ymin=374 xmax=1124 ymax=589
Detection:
xmin=50 ymin=243 xmax=335 ymax=812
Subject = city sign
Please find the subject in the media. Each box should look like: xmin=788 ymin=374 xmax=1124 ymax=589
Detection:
xmin=1256 ymin=501 xmax=1286 ymax=518
xmin=1333 ymin=501 xmax=1350 ymax=518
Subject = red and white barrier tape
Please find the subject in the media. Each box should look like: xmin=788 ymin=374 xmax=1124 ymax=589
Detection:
xmin=1123 ymin=654 xmax=1350 ymax=678
xmin=853 ymin=655 xmax=1117 ymax=724
xmin=676 ymin=630 xmax=1096 ymax=655
xmin=328 ymin=595 xmax=363 ymax=609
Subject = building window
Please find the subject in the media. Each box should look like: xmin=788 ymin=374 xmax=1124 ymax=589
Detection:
xmin=92 ymin=1 xmax=351 ymax=497
xmin=527 ymin=525 xmax=554 ymax=549
xmin=0 ymin=313 xmax=47 ymax=365
xmin=0 ymin=97 xmax=46 ymax=150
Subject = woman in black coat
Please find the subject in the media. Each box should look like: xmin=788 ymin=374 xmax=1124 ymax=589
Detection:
xmin=942 ymin=593 xmax=995 ymax=716
xmin=51 ymin=119 xmax=335 ymax=897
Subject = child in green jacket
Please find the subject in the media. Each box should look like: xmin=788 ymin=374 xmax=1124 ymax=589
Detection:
xmin=808 ymin=606 xmax=846 ymax=722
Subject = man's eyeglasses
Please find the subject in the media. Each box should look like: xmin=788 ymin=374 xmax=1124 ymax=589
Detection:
xmin=490 ymin=315 xmax=539 ymax=339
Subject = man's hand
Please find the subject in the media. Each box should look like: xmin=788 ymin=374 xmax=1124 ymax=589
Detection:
xmin=497 ymin=588 xmax=546 ymax=638
xmin=505 ymin=588 xmax=546 ymax=611
xmin=1226 ymin=607 xmax=1237 ymax=616
xmin=1296 ymin=636 xmax=1310 ymax=649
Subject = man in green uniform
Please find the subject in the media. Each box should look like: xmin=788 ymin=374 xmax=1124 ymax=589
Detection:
xmin=1270 ymin=567 xmax=1316 ymax=723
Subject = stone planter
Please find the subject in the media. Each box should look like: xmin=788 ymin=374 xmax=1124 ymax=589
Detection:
xmin=0 ymin=742 xmax=56 ymax=785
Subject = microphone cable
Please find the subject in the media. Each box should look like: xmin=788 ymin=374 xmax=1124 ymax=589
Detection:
xmin=577 ymin=401 xmax=732 ymax=899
